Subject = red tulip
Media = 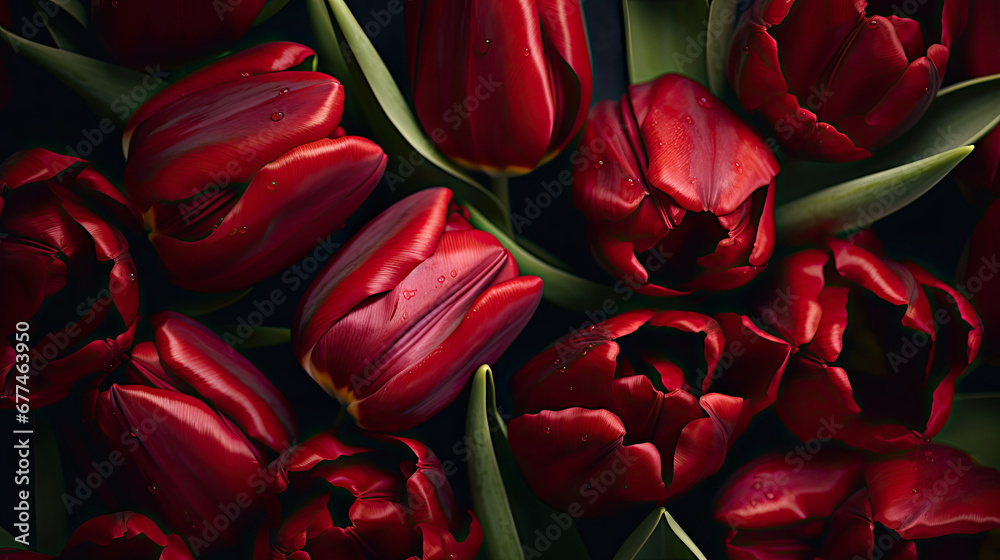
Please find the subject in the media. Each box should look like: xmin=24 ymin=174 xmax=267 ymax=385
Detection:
xmin=712 ymin=450 xmax=866 ymax=559
xmin=507 ymin=309 xmax=790 ymax=516
xmin=123 ymin=42 xmax=387 ymax=293
xmin=729 ymin=0 xmax=967 ymax=162
xmin=405 ymin=0 xmax=592 ymax=174
xmin=91 ymin=0 xmax=267 ymax=68
xmin=91 ymin=312 xmax=297 ymax=554
xmin=293 ymin=187 xmax=543 ymax=432
xmin=573 ymin=74 xmax=778 ymax=297
xmin=713 ymin=445 xmax=1000 ymax=559
xmin=0 ymin=511 xmax=194 ymax=559
xmin=960 ymin=199 xmax=1000 ymax=363
xmin=1 ymin=149 xmax=140 ymax=407
xmin=254 ymin=430 xmax=482 ymax=560
xmin=765 ymin=234 xmax=981 ymax=452
xmin=953 ymin=0 xmax=1000 ymax=201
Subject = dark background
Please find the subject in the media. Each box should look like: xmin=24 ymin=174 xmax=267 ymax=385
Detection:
xmin=1 ymin=0 xmax=996 ymax=557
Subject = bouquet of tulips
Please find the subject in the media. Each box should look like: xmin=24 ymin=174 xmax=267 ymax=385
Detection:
xmin=2 ymin=0 xmax=1000 ymax=558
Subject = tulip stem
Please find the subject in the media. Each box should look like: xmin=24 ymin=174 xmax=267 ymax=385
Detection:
xmin=490 ymin=174 xmax=511 ymax=223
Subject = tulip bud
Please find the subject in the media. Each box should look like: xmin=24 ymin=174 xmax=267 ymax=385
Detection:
xmin=729 ymin=0 xmax=967 ymax=161
xmin=294 ymin=187 xmax=543 ymax=432
xmin=405 ymin=0 xmax=592 ymax=174
xmin=1 ymin=149 xmax=141 ymax=408
xmin=91 ymin=312 xmax=297 ymax=553
xmin=255 ymin=430 xmax=482 ymax=559
xmin=573 ymin=74 xmax=779 ymax=297
xmin=123 ymin=42 xmax=387 ymax=293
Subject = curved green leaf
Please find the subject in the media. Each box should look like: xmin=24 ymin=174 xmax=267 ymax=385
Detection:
xmin=0 ymin=25 xmax=159 ymax=125
xmin=307 ymin=0 xmax=511 ymax=232
xmin=252 ymin=0 xmax=292 ymax=26
xmin=466 ymin=204 xmax=617 ymax=311
xmin=613 ymin=508 xmax=707 ymax=560
xmin=467 ymin=365 xmax=523 ymax=560
xmin=705 ymin=0 xmax=738 ymax=98
xmin=776 ymin=146 xmax=973 ymax=241
xmin=623 ymin=0 xmax=709 ymax=86
xmin=780 ymin=73 xmax=1000 ymax=202
xmin=934 ymin=393 xmax=1000 ymax=471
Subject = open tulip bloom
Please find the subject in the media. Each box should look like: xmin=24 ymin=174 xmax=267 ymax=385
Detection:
xmin=6 ymin=0 xmax=1000 ymax=557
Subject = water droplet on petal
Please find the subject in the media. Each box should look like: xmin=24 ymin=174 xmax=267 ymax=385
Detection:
xmin=279 ymin=88 xmax=290 ymax=95
xmin=229 ymin=228 xmax=237 ymax=236
xmin=553 ymin=359 xmax=560 ymax=365
xmin=735 ymin=162 xmax=743 ymax=173
xmin=742 ymin=44 xmax=749 ymax=54
xmin=240 ymin=71 xmax=250 ymax=78
xmin=401 ymin=312 xmax=408 ymax=320
xmin=568 ymin=386 xmax=574 ymax=391
xmin=438 ymin=275 xmax=446 ymax=283
xmin=403 ymin=289 xmax=417 ymax=300
xmin=476 ymin=39 xmax=491 ymax=55
xmin=867 ymin=19 xmax=878 ymax=28
xmin=593 ymin=159 xmax=604 ymax=169
xmin=148 ymin=485 xmax=158 ymax=493
xmin=129 ymin=271 xmax=136 ymax=281
xmin=267 ymin=181 xmax=277 ymax=191
xmin=270 ymin=112 xmax=284 ymax=122
xmin=580 ymin=435 xmax=588 ymax=442
xmin=750 ymin=499 xmax=758 ymax=506
xmin=523 ymin=48 xmax=530 ymax=56
xmin=129 ymin=429 xmax=138 ymax=438
xmin=697 ymin=97 xmax=711 ymax=108
xmin=110 ymin=0 xmax=118 ymax=6
xmin=685 ymin=116 xmax=694 ymax=125
xmin=450 ymin=269 xmax=458 ymax=277
xmin=924 ymin=87 xmax=930 ymax=93
xmin=239 ymin=226 xmax=247 ymax=234
xmin=212 ymin=218 xmax=223 ymax=230
xmin=544 ymin=427 xmax=551 ymax=434
xmin=911 ymin=487 xmax=918 ymax=494
xmin=558 ymin=366 xmax=567 ymax=372
xmin=765 ymin=492 xmax=775 ymax=499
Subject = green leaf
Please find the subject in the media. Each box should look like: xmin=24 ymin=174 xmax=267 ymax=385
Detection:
xmin=0 ymin=25 xmax=160 ymax=125
xmin=0 ymin=525 xmax=26 ymax=550
xmin=33 ymin=0 xmax=88 ymax=53
xmin=466 ymin=204 xmax=617 ymax=311
xmin=253 ymin=0 xmax=292 ymax=26
xmin=705 ymin=0 xmax=739 ymax=98
xmin=780 ymin=73 xmax=1000 ymax=202
xmin=934 ymin=393 xmax=1000 ymax=471
xmin=48 ymin=0 xmax=88 ymax=27
xmin=776 ymin=146 xmax=973 ymax=241
xmin=467 ymin=365 xmax=523 ymax=560
xmin=613 ymin=508 xmax=708 ymax=560
xmin=623 ymin=0 xmax=710 ymax=86
xmin=307 ymin=0 xmax=511 ymax=233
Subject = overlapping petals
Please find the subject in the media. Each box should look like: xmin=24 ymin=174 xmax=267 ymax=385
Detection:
xmin=123 ymin=42 xmax=387 ymax=292
xmin=91 ymin=312 xmax=297 ymax=552
xmin=405 ymin=0 xmax=592 ymax=174
xmin=729 ymin=0 xmax=967 ymax=161
xmin=766 ymin=235 xmax=981 ymax=452
xmin=573 ymin=74 xmax=778 ymax=296
xmin=294 ymin=187 xmax=542 ymax=432
xmin=1 ymin=149 xmax=140 ymax=407
xmin=254 ymin=430 xmax=482 ymax=560
xmin=508 ymin=309 xmax=789 ymax=515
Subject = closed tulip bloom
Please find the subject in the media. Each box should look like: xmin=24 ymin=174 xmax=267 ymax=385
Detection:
xmin=960 ymin=199 xmax=1000 ymax=363
xmin=729 ymin=0 xmax=967 ymax=162
xmin=405 ymin=0 xmax=592 ymax=174
xmin=954 ymin=0 xmax=1000 ymax=201
xmin=508 ymin=309 xmax=790 ymax=516
xmin=1 ymin=149 xmax=140 ymax=407
xmin=294 ymin=188 xmax=542 ymax=432
xmin=123 ymin=42 xmax=387 ymax=293
xmin=0 ymin=511 xmax=195 ymax=559
xmin=92 ymin=312 xmax=297 ymax=553
xmin=91 ymin=0 xmax=266 ymax=68
xmin=254 ymin=430 xmax=482 ymax=559
xmin=573 ymin=74 xmax=778 ymax=297
xmin=765 ymin=234 xmax=981 ymax=452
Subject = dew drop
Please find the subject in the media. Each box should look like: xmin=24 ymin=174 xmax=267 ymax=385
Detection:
xmin=580 ymin=435 xmax=589 ymax=442
xmin=568 ymin=386 xmax=574 ymax=391
xmin=523 ymin=48 xmax=530 ymax=57
xmin=911 ymin=487 xmax=918 ymax=494
xmin=924 ymin=87 xmax=930 ymax=94
xmin=279 ymin=87 xmax=290 ymax=95
xmin=735 ymin=162 xmax=743 ymax=173
xmin=148 ymin=485 xmax=158 ymax=493
xmin=867 ymin=19 xmax=879 ymax=28
xmin=544 ymin=427 xmax=551 ymax=434
xmin=129 ymin=271 xmax=136 ymax=281
xmin=403 ymin=289 xmax=418 ymax=300
xmin=742 ymin=44 xmax=749 ymax=54
xmin=229 ymin=228 xmax=237 ymax=236
xmin=438 ymin=275 xmax=446 ymax=283
xmin=697 ymin=97 xmax=711 ymax=108
xmin=129 ymin=429 xmax=138 ymax=438
xmin=593 ymin=159 xmax=604 ymax=169
xmin=765 ymin=492 xmax=775 ymax=499
xmin=558 ymin=366 xmax=567 ymax=372
xmin=212 ymin=218 xmax=223 ymax=230
xmin=750 ymin=498 xmax=758 ymax=506
xmin=589 ymin=325 xmax=596 ymax=331
xmin=240 ymin=71 xmax=250 ymax=78
xmin=685 ymin=116 xmax=694 ymax=125
xmin=110 ymin=0 xmax=118 ymax=6
xmin=553 ymin=359 xmax=560 ymax=365
xmin=270 ymin=112 xmax=284 ymax=122
xmin=476 ymin=38 xmax=492 ymax=55
xmin=450 ymin=269 xmax=458 ymax=277
xmin=239 ymin=226 xmax=247 ymax=234
xmin=624 ymin=177 xmax=635 ymax=186
xmin=267 ymin=181 xmax=277 ymax=191
xmin=401 ymin=312 xmax=408 ymax=320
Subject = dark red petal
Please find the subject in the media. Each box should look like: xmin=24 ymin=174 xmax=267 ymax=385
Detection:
xmin=123 ymin=42 xmax=316 ymax=153
xmin=508 ymin=408 xmax=667 ymax=516
xmin=708 ymin=314 xmax=791 ymax=414
xmin=535 ymin=0 xmax=593 ymax=158
xmin=665 ymin=393 xmax=751 ymax=499
xmin=865 ymin=444 xmax=1000 ymax=539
